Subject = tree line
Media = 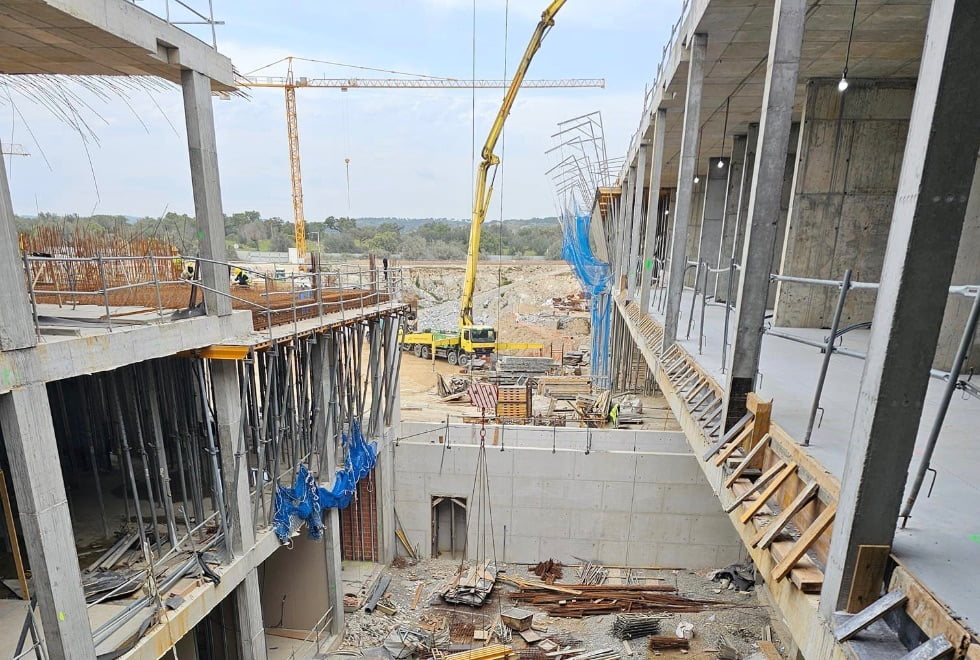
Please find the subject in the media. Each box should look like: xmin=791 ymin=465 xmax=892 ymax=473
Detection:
xmin=16 ymin=211 xmax=564 ymax=260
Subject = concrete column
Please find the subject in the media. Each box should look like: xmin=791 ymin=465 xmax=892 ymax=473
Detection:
xmin=821 ymin=0 xmax=980 ymax=614
xmin=618 ymin=167 xmax=637 ymax=290
xmin=0 ymin=384 xmax=94 ymax=659
xmin=769 ymin=121 xmax=800 ymax=307
xmin=627 ymin=146 xmax=648 ymax=298
xmin=612 ymin=181 xmax=628 ymax=280
xmin=315 ymin=334 xmax=345 ymax=635
xmin=210 ymin=360 xmax=267 ymax=659
xmin=732 ymin=123 xmax=759 ymax=273
xmin=774 ymin=80 xmax=914 ymax=327
xmin=181 ymin=69 xmax=231 ymax=317
xmin=697 ymin=157 xmax=730 ymax=291
xmin=714 ymin=135 xmax=748 ymax=301
xmin=234 ymin=574 xmax=268 ymax=659
xmin=0 ymin=145 xmax=35 ymax=351
xmin=640 ymin=109 xmax=667 ymax=311
xmin=723 ymin=0 xmax=806 ymax=428
xmin=663 ymin=33 xmax=707 ymax=351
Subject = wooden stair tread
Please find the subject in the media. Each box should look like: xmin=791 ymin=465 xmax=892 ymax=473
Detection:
xmin=770 ymin=540 xmax=824 ymax=593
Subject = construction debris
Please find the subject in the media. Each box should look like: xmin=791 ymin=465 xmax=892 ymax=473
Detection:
xmin=532 ymin=559 xmax=564 ymax=584
xmin=647 ymin=636 xmax=690 ymax=651
xmin=611 ymin=613 xmax=665 ymax=639
xmin=509 ymin=583 xmax=729 ymax=618
xmin=445 ymin=644 xmax=517 ymax=660
xmin=442 ymin=561 xmax=498 ymax=607
xmin=577 ymin=560 xmax=608 ymax=586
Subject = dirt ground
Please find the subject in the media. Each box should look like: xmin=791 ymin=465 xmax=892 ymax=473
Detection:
xmin=398 ymin=261 xmax=681 ymax=431
xmin=341 ymin=558 xmax=784 ymax=659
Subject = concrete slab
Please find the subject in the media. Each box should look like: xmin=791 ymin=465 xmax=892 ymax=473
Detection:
xmin=648 ymin=289 xmax=980 ymax=632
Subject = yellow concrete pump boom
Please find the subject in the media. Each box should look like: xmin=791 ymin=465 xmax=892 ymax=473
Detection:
xmin=459 ymin=0 xmax=568 ymax=327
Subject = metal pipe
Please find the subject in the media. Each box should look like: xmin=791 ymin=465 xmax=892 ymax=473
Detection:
xmin=698 ymin=263 xmax=708 ymax=355
xmin=721 ymin=258 xmax=735 ymax=372
xmin=803 ymin=269 xmax=852 ymax=446
xmin=194 ymin=361 xmax=232 ymax=560
xmin=900 ymin=288 xmax=980 ymax=526
xmin=685 ymin=261 xmax=701 ymax=339
xmin=96 ymin=255 xmax=113 ymax=332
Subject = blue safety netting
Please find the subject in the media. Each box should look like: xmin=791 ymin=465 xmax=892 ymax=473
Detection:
xmin=272 ymin=418 xmax=378 ymax=543
xmin=558 ymin=208 xmax=612 ymax=388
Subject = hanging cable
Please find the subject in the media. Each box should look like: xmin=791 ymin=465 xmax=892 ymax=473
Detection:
xmin=839 ymin=0 xmax=859 ymax=92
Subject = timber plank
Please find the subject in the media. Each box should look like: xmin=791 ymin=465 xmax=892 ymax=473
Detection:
xmin=846 ymin=545 xmax=890 ymax=614
xmin=772 ymin=503 xmax=836 ymax=581
xmin=725 ymin=460 xmax=788 ymax=513
xmin=835 ymin=590 xmax=908 ymax=642
xmin=724 ymin=434 xmax=772 ymax=489
xmin=703 ymin=412 xmax=752 ymax=461
xmin=740 ymin=462 xmax=798 ymax=524
xmin=750 ymin=481 xmax=819 ymax=549
xmin=900 ymin=635 xmax=954 ymax=660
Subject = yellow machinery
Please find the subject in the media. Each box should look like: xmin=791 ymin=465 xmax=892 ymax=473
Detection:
xmin=402 ymin=0 xmax=566 ymax=365
xmin=238 ymin=45 xmax=598 ymax=264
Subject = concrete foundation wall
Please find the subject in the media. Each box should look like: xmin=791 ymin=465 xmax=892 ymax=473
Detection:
xmin=774 ymin=80 xmax=914 ymax=327
xmin=393 ymin=423 xmax=744 ymax=569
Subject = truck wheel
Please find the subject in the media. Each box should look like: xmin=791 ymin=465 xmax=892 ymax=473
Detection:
xmin=413 ymin=344 xmax=422 ymax=357
xmin=421 ymin=346 xmax=431 ymax=359
xmin=458 ymin=353 xmax=471 ymax=367
xmin=447 ymin=351 xmax=458 ymax=366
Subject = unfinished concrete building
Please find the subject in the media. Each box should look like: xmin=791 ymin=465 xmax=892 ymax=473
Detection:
xmin=0 ymin=2 xmax=408 ymax=658
xmin=602 ymin=0 xmax=980 ymax=656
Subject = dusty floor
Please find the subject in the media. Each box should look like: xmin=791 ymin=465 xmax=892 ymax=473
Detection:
xmin=340 ymin=558 xmax=783 ymax=659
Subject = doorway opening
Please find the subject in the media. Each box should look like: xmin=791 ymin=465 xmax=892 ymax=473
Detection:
xmin=431 ymin=496 xmax=467 ymax=560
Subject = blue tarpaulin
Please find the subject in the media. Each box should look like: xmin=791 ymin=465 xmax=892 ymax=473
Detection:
xmin=272 ymin=418 xmax=378 ymax=543
xmin=558 ymin=209 xmax=612 ymax=387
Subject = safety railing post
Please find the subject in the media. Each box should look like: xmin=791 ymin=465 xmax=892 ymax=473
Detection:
xmin=721 ymin=258 xmax=735 ymax=372
xmin=97 ymin=255 xmax=113 ymax=332
xmin=264 ymin=273 xmax=273 ymax=345
xmin=291 ymin=272 xmax=298 ymax=336
xmin=150 ymin=256 xmax=164 ymax=320
xmin=686 ymin=260 xmax=701 ymax=340
xmin=316 ymin=265 xmax=324 ymax=324
xmin=359 ymin=268 xmax=364 ymax=314
xmin=803 ymin=268 xmax=852 ymax=446
xmin=698 ymin=262 xmax=709 ymax=355
xmin=21 ymin=254 xmax=41 ymax=340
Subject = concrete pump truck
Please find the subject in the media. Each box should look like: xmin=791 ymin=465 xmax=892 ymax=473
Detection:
xmin=401 ymin=0 xmax=566 ymax=366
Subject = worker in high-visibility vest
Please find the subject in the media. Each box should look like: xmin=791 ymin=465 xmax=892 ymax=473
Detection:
xmin=609 ymin=402 xmax=620 ymax=428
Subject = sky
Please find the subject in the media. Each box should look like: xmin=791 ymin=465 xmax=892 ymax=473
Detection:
xmin=2 ymin=0 xmax=682 ymax=221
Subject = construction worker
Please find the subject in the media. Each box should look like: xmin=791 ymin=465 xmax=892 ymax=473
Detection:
xmin=233 ymin=268 xmax=251 ymax=286
xmin=609 ymin=402 xmax=620 ymax=428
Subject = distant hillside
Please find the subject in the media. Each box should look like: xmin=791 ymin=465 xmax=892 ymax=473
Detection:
xmin=355 ymin=216 xmax=559 ymax=230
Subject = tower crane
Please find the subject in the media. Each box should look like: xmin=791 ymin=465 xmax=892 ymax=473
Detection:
xmin=238 ymin=57 xmax=603 ymax=261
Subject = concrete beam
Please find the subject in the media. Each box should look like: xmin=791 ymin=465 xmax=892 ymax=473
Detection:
xmin=0 ymin=384 xmax=95 ymax=660
xmin=0 ymin=144 xmax=35 ymax=351
xmin=182 ymin=68 xmax=231 ymax=317
xmin=628 ymin=145 xmax=648 ymax=299
xmin=663 ymin=33 xmax=707 ymax=351
xmin=724 ymin=0 xmax=806 ymax=428
xmin=714 ymin=134 xmax=748 ymax=302
xmin=821 ymin=0 xmax=980 ymax=615
xmin=640 ymin=109 xmax=667 ymax=312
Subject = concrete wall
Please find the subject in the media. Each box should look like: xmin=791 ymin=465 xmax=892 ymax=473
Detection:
xmin=774 ymin=80 xmax=915 ymax=327
xmin=392 ymin=423 xmax=744 ymax=569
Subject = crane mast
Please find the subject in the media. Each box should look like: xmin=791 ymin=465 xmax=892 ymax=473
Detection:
xmin=459 ymin=0 xmax=568 ymax=327
xmin=285 ymin=58 xmax=306 ymax=259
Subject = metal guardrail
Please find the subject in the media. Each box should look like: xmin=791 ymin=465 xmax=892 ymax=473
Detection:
xmin=21 ymin=254 xmax=405 ymax=345
xmin=128 ymin=0 xmax=223 ymax=48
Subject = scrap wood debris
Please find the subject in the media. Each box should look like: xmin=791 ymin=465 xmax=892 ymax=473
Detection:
xmin=531 ymin=559 xmax=564 ymax=583
xmin=647 ymin=636 xmax=690 ymax=651
xmin=509 ymin=584 xmax=731 ymax=618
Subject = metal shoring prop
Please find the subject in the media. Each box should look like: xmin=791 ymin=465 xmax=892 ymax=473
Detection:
xmin=193 ymin=360 xmax=232 ymax=561
xmin=81 ymin=379 xmax=110 ymax=539
xmin=901 ymin=286 xmax=980 ymax=527
xmin=802 ymin=269 xmax=852 ymax=446
xmin=145 ymin=364 xmax=180 ymax=550
xmin=127 ymin=368 xmax=165 ymax=557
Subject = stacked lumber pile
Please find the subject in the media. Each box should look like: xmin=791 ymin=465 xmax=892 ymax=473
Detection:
xmin=537 ymin=377 xmax=592 ymax=400
xmin=647 ymin=637 xmax=689 ymax=651
xmin=509 ymin=584 xmax=727 ymax=618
